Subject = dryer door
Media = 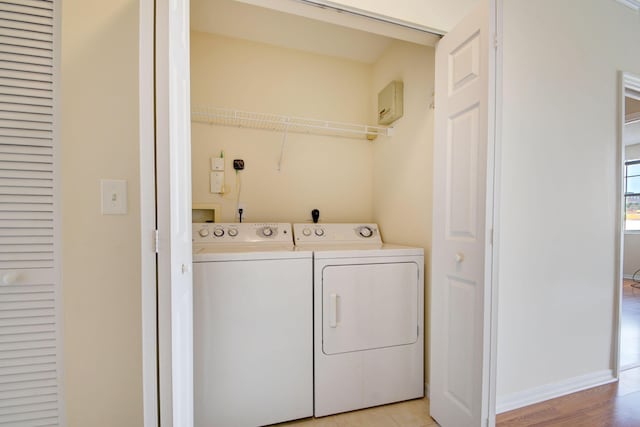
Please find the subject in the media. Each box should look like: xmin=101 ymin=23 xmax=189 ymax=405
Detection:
xmin=322 ymin=262 xmax=419 ymax=355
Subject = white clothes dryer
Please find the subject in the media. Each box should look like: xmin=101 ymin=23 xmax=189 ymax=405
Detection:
xmin=193 ymin=223 xmax=313 ymax=427
xmin=293 ymin=223 xmax=424 ymax=417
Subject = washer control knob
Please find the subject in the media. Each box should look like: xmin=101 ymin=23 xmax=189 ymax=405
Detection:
xmin=228 ymin=228 xmax=238 ymax=237
xmin=198 ymin=228 xmax=210 ymax=237
xmin=315 ymin=228 xmax=325 ymax=237
xmin=262 ymin=227 xmax=274 ymax=237
xmin=359 ymin=226 xmax=373 ymax=238
xmin=213 ymin=228 xmax=224 ymax=237
xmin=302 ymin=228 xmax=312 ymax=237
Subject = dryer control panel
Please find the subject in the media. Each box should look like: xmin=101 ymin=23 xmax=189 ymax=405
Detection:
xmin=293 ymin=223 xmax=382 ymax=245
xmin=193 ymin=223 xmax=293 ymax=244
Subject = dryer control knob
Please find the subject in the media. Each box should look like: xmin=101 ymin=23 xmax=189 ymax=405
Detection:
xmin=302 ymin=228 xmax=312 ymax=237
xmin=359 ymin=226 xmax=373 ymax=238
xmin=314 ymin=228 xmax=325 ymax=237
xmin=262 ymin=227 xmax=274 ymax=237
xmin=213 ymin=228 xmax=224 ymax=237
xmin=198 ymin=228 xmax=210 ymax=237
xmin=228 ymin=228 xmax=238 ymax=237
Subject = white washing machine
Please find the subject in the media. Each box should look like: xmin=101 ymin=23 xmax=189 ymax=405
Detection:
xmin=293 ymin=223 xmax=424 ymax=417
xmin=193 ymin=223 xmax=313 ymax=427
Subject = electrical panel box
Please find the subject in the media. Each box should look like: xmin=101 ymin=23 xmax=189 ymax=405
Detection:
xmin=377 ymin=81 xmax=404 ymax=125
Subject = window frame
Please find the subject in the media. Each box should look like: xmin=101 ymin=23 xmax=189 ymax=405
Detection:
xmin=624 ymin=158 xmax=640 ymax=233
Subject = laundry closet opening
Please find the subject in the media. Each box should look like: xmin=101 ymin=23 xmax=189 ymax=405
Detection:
xmin=188 ymin=0 xmax=438 ymax=390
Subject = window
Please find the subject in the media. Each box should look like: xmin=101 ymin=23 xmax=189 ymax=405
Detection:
xmin=625 ymin=159 xmax=640 ymax=231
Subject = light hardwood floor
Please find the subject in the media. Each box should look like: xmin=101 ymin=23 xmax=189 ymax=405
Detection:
xmin=496 ymin=367 xmax=640 ymax=426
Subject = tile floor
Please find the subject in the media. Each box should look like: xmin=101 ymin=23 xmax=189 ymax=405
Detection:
xmin=277 ymin=398 xmax=437 ymax=427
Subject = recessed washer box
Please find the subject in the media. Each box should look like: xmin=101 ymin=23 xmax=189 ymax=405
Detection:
xmin=377 ymin=80 xmax=403 ymax=125
xmin=192 ymin=203 xmax=220 ymax=223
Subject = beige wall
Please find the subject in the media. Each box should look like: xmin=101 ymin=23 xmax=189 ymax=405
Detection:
xmin=58 ymin=0 xmax=640 ymax=419
xmin=371 ymin=40 xmax=435 ymax=382
xmin=61 ymin=0 xmax=143 ymax=425
xmin=497 ymin=0 xmax=640 ymax=407
xmin=190 ymin=32 xmax=374 ymax=223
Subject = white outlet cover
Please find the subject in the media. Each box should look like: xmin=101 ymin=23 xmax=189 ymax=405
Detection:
xmin=210 ymin=171 xmax=224 ymax=193
xmin=101 ymin=179 xmax=128 ymax=215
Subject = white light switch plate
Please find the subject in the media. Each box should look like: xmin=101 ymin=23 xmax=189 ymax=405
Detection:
xmin=101 ymin=179 xmax=128 ymax=215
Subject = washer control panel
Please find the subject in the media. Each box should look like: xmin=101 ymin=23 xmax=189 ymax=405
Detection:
xmin=293 ymin=223 xmax=381 ymax=244
xmin=193 ymin=223 xmax=292 ymax=244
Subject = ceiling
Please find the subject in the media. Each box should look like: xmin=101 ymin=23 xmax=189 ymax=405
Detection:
xmin=190 ymin=0 xmax=431 ymax=63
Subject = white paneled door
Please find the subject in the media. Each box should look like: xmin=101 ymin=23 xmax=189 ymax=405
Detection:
xmin=0 ymin=0 xmax=63 ymax=425
xmin=430 ymin=1 xmax=497 ymax=426
xmin=156 ymin=0 xmax=194 ymax=426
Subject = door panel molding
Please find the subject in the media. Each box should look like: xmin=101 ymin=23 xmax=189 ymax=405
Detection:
xmin=430 ymin=1 xmax=499 ymax=425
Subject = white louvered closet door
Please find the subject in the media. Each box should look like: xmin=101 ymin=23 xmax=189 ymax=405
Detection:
xmin=0 ymin=1 xmax=63 ymax=426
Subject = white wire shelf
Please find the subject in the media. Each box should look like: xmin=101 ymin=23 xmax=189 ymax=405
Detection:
xmin=191 ymin=106 xmax=392 ymax=140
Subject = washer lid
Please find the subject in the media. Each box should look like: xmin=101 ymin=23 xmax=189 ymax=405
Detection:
xmin=193 ymin=245 xmax=312 ymax=262
xmin=194 ymin=243 xmax=294 ymax=253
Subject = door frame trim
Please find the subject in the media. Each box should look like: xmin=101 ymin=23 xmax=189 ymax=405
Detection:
xmin=145 ymin=1 xmax=505 ymax=425
xmin=487 ymin=0 xmax=503 ymax=424
xmin=614 ymin=71 xmax=640 ymax=377
xmin=140 ymin=0 xmax=158 ymax=425
xmin=429 ymin=0 xmax=501 ymax=424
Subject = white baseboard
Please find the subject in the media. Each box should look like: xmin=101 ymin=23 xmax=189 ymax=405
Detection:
xmin=496 ymin=369 xmax=615 ymax=414
xmin=624 ymin=274 xmax=635 ymax=280
xmin=622 ymin=361 xmax=640 ymax=370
